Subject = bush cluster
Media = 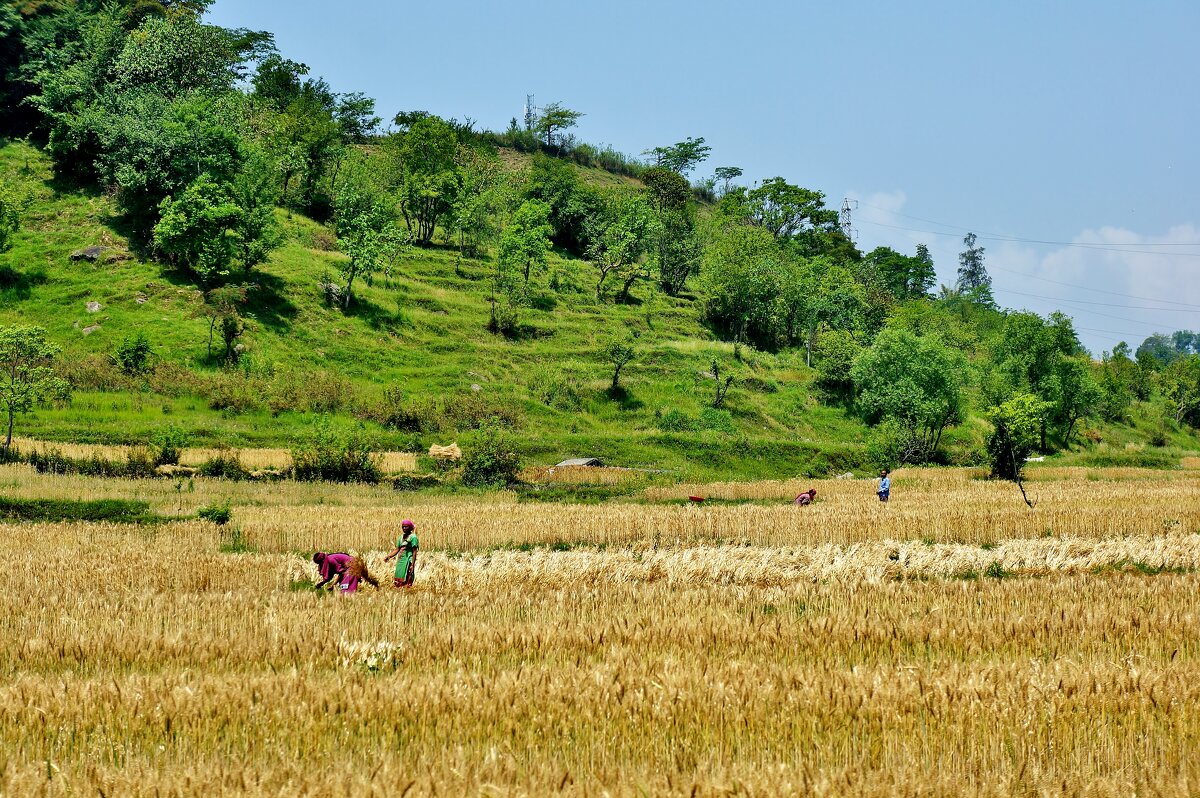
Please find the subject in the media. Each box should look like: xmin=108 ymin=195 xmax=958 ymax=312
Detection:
xmin=290 ymin=420 xmax=382 ymax=483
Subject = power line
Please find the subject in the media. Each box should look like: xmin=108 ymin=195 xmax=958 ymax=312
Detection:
xmin=996 ymin=291 xmax=1172 ymax=330
xmin=987 ymin=264 xmax=1200 ymax=310
xmin=857 ymin=201 xmax=1200 ymax=249
xmin=860 ymin=218 xmax=1200 ymax=259
xmin=999 ymin=287 xmax=1200 ymax=313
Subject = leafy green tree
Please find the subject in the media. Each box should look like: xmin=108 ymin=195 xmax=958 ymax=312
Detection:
xmin=1046 ymin=356 xmax=1101 ymax=447
xmin=534 ymin=101 xmax=583 ymax=148
xmin=643 ymin=136 xmax=711 ymax=176
xmin=153 ymin=173 xmax=242 ymax=284
xmin=449 ymin=146 xmax=508 ymax=257
xmin=713 ymin=166 xmax=743 ymax=195
xmin=192 ymin=283 xmax=247 ymax=359
xmin=0 ymin=180 xmax=19 ymax=253
xmin=642 ymin=167 xmax=700 ymax=296
xmin=699 ymin=222 xmax=783 ymax=349
xmin=956 ymin=232 xmax=993 ymax=306
xmin=851 ymin=329 xmax=966 ymax=462
xmin=523 ymin=152 xmax=600 ymax=255
xmin=387 ymin=115 xmax=461 ymax=245
xmin=986 ymin=393 xmax=1052 ymax=507
xmin=1136 ymin=333 xmax=1178 ymax=369
xmin=603 ymin=336 xmax=637 ymax=393
xmin=813 ymin=329 xmax=862 ymax=399
xmin=796 ymin=261 xmax=868 ymax=365
xmin=498 ymin=200 xmax=553 ymax=288
xmin=863 ymin=244 xmax=935 ymax=300
xmin=1160 ymin=354 xmax=1200 ymax=426
xmin=228 ymin=149 xmax=282 ymax=277
xmin=462 ymin=419 xmax=521 ymax=487
xmin=736 ymin=178 xmax=839 ymax=241
xmin=586 ymin=191 xmax=658 ymax=301
xmin=0 ymin=326 xmax=70 ymax=457
xmin=332 ymin=183 xmax=405 ymax=309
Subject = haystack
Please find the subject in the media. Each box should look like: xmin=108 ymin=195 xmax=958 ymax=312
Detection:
xmin=429 ymin=443 xmax=462 ymax=461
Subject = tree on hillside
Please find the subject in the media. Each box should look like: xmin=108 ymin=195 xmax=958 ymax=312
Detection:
xmin=153 ymin=173 xmax=243 ymax=284
xmin=1046 ymin=356 xmax=1101 ymax=447
xmin=387 ymin=115 xmax=461 ymax=246
xmin=603 ymin=335 xmax=637 ymax=394
xmin=332 ymin=182 xmax=405 ymax=309
xmin=449 ymin=146 xmax=508 ymax=258
xmin=192 ymin=283 xmax=248 ymax=360
xmin=0 ymin=180 xmax=19 ymax=253
xmin=642 ymin=167 xmax=700 ymax=296
xmin=956 ymin=232 xmax=993 ymax=305
xmin=987 ymin=392 xmax=1052 ymax=507
xmin=714 ymin=166 xmax=743 ymax=196
xmin=586 ymin=191 xmax=658 ymax=301
xmin=499 ymin=200 xmax=553 ymax=288
xmin=228 ymin=149 xmax=283 ymax=278
xmin=851 ymin=329 xmax=966 ymax=463
xmin=863 ymin=245 xmax=936 ymax=302
xmin=643 ymin=136 xmax=711 ymax=177
xmin=1160 ymin=354 xmax=1200 ymax=426
xmin=699 ymin=221 xmax=784 ymax=349
xmin=736 ymin=178 xmax=840 ymax=241
xmin=0 ymin=326 xmax=70 ymax=458
xmin=534 ymin=102 xmax=583 ymax=148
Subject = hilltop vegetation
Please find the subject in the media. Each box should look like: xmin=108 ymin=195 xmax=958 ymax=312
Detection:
xmin=0 ymin=0 xmax=1197 ymax=481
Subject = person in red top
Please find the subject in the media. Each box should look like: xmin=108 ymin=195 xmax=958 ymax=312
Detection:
xmin=793 ymin=488 xmax=817 ymax=506
xmin=312 ymin=552 xmax=378 ymax=594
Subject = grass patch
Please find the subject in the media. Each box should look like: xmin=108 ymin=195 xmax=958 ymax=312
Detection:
xmin=983 ymin=561 xmax=1013 ymax=579
xmin=218 ymin=527 xmax=256 ymax=554
xmin=1092 ymin=560 xmax=1194 ymax=577
xmin=0 ymin=496 xmax=157 ymax=524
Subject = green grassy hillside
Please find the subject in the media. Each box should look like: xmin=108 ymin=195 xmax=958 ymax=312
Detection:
xmin=0 ymin=141 xmax=887 ymax=480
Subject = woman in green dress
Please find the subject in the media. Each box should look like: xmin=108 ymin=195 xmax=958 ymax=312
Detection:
xmin=385 ymin=519 xmax=419 ymax=588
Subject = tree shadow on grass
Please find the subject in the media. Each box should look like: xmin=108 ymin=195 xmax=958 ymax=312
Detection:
xmin=605 ymin=385 xmax=644 ymax=411
xmin=242 ymin=270 xmax=297 ymax=332
xmin=0 ymin=264 xmax=48 ymax=300
xmin=342 ymin=295 xmax=411 ymax=332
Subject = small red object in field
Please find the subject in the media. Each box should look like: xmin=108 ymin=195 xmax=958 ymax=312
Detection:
xmin=689 ymin=496 xmax=705 ymax=503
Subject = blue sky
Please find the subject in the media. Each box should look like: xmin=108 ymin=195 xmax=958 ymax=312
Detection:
xmin=207 ymin=0 xmax=1200 ymax=355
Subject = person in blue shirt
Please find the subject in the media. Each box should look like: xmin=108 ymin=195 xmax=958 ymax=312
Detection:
xmin=877 ymin=470 xmax=891 ymax=503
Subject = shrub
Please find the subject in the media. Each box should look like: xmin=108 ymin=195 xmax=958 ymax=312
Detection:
xmin=698 ymin=407 xmax=736 ymax=434
xmin=124 ymin=447 xmax=158 ymax=478
xmin=0 ymin=496 xmax=153 ymax=524
xmin=197 ymin=451 xmax=249 ymax=481
xmin=291 ymin=419 xmax=383 ymax=483
xmin=112 ymin=332 xmax=154 ymax=375
xmin=656 ymin=408 xmax=697 ymax=432
xmin=528 ymin=366 xmax=582 ymax=411
xmin=149 ymin=425 xmax=188 ymax=466
xmin=57 ymin=354 xmax=131 ymax=391
xmin=391 ymin=473 xmax=441 ymax=491
xmin=197 ymin=502 xmax=232 ymax=525
xmin=462 ymin=420 xmax=522 ymax=487
xmin=305 ymin=370 xmax=355 ymax=414
xmin=207 ymin=372 xmax=262 ymax=414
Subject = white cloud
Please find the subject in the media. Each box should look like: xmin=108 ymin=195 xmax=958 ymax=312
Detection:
xmin=844 ymin=188 xmax=1200 ymax=355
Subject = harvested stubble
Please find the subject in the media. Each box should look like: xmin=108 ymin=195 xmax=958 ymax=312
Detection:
xmin=521 ymin=465 xmax=645 ymax=485
xmin=6 ymin=518 xmax=1200 ymax=796
xmin=233 ymin=468 xmax=1200 ymax=554
xmin=9 ymin=437 xmax=418 ymax=473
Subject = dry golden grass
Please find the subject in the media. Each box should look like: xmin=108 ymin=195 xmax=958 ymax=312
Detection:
xmin=10 ymin=437 xmax=418 ymax=473
xmin=4 ymin=466 xmax=1200 ymax=796
xmin=521 ymin=465 xmax=646 ymax=485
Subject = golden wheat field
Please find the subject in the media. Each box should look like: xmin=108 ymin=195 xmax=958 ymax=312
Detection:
xmin=4 ymin=463 xmax=1200 ymax=797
